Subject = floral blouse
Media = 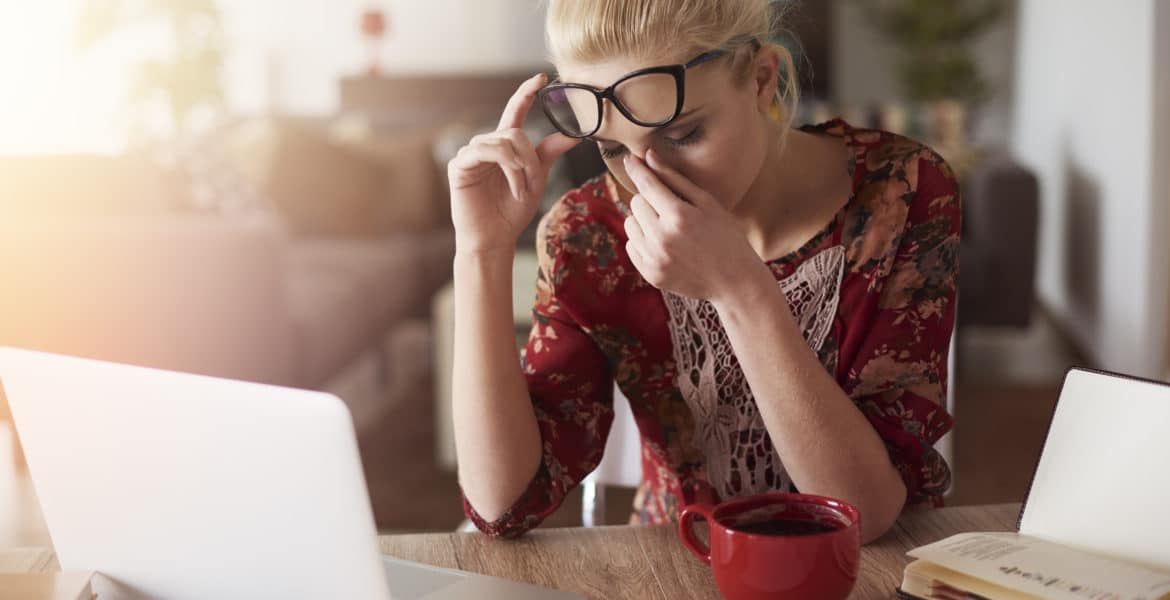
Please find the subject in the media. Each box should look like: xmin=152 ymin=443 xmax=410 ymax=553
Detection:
xmin=462 ymin=118 xmax=961 ymax=538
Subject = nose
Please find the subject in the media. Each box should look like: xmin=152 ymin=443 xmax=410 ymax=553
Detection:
xmin=598 ymin=101 xmax=651 ymax=161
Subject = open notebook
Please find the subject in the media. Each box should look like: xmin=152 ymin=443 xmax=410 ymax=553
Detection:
xmin=1017 ymin=367 xmax=1170 ymax=568
xmin=900 ymin=367 xmax=1170 ymax=599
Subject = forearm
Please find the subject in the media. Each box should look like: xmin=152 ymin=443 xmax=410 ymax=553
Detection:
xmin=451 ymin=250 xmax=543 ymax=522
xmin=711 ymin=268 xmax=906 ymax=543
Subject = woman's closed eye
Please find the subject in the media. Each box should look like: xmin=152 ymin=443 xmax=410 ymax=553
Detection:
xmin=597 ymin=125 xmax=705 ymax=160
xmin=599 ymin=143 xmax=626 ymax=159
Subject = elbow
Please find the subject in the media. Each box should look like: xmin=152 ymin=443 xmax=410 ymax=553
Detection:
xmin=858 ymin=479 xmax=907 ymax=545
xmin=475 ymin=521 xmax=529 ymax=540
xmin=859 ymin=511 xmax=897 ymax=545
xmin=461 ymin=496 xmax=532 ymax=539
xmin=462 ymin=495 xmax=510 ymax=527
xmin=458 ymin=457 xmax=551 ymax=539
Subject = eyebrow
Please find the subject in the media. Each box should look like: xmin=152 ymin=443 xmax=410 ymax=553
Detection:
xmin=586 ymin=107 xmax=703 ymax=144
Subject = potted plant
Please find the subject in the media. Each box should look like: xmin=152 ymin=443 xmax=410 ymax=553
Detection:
xmin=74 ymin=0 xmax=226 ymax=142
xmin=852 ymin=0 xmax=1008 ymax=167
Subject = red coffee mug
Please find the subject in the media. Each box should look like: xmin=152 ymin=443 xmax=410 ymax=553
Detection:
xmin=679 ymin=492 xmax=861 ymax=600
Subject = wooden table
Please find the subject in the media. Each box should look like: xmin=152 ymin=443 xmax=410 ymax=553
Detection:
xmin=4 ymin=504 xmax=1020 ymax=599
xmin=379 ymin=503 xmax=1021 ymax=599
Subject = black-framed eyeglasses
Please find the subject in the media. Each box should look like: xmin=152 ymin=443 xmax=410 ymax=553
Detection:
xmin=537 ymin=39 xmax=761 ymax=139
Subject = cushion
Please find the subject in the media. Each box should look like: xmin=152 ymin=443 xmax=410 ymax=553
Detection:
xmin=285 ymin=259 xmax=380 ymax=389
xmin=336 ymin=127 xmax=449 ymax=233
xmin=224 ymin=118 xmax=448 ymax=237
xmin=284 ymin=231 xmax=455 ymax=388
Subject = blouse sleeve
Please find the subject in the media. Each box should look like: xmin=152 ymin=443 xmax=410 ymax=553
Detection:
xmin=846 ymin=152 xmax=962 ymax=507
xmin=460 ymin=206 xmax=616 ymax=538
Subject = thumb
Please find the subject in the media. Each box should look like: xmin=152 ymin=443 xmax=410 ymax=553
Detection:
xmin=536 ymin=132 xmax=581 ymax=171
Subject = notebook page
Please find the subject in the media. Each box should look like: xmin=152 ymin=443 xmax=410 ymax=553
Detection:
xmin=1018 ymin=368 xmax=1170 ymax=570
xmin=907 ymin=532 xmax=1170 ymax=600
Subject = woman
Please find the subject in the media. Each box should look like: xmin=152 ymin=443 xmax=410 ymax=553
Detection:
xmin=447 ymin=0 xmax=959 ymax=544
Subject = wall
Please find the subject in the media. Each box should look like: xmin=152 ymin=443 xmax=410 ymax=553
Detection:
xmin=832 ymin=0 xmax=1019 ymax=148
xmin=1157 ymin=2 xmax=1170 ymax=380
xmin=1012 ymin=0 xmax=1169 ymax=379
xmin=0 ymin=1 xmax=550 ymax=153
xmin=223 ymin=0 xmax=548 ymax=116
xmin=244 ymin=0 xmax=1031 ymax=125
xmin=0 ymin=0 xmax=134 ymax=154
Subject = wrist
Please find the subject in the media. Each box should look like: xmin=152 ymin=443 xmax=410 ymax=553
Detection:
xmin=709 ymin=261 xmax=781 ymax=316
xmin=454 ymin=242 xmax=517 ymax=268
xmin=455 ymin=243 xmax=514 ymax=282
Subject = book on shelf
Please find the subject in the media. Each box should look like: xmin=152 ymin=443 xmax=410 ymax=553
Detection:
xmin=898 ymin=368 xmax=1170 ymax=600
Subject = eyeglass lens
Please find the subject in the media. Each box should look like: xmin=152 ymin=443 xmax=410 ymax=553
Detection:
xmin=543 ymin=71 xmax=679 ymax=137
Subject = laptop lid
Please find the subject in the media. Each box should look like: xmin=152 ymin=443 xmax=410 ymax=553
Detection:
xmin=0 ymin=347 xmax=391 ymax=600
xmin=1018 ymin=367 xmax=1170 ymax=570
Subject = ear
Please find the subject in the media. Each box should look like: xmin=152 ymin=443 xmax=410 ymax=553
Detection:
xmin=753 ymin=46 xmax=781 ymax=114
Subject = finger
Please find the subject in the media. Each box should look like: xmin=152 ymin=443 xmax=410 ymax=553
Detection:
xmin=478 ymin=140 xmax=530 ymax=201
xmin=625 ymin=240 xmax=649 ymax=278
xmin=623 ymin=153 xmax=691 ymax=220
xmin=497 ymin=161 xmax=529 ymax=203
xmin=502 ymin=130 xmax=542 ymax=193
xmin=645 ymin=148 xmax=714 ymax=209
xmin=498 ymin=73 xmax=548 ymax=132
xmin=453 ymin=144 xmax=529 ymax=202
xmin=477 ymin=131 xmax=540 ymax=194
xmin=623 ymin=215 xmax=647 ymax=247
xmin=453 ymin=138 xmax=525 ymax=173
xmin=536 ymin=131 xmax=582 ymax=170
xmin=628 ymin=194 xmax=661 ymax=238
xmin=625 ymin=241 xmax=662 ymax=288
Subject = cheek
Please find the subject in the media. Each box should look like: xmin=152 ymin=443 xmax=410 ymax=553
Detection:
xmin=666 ymin=146 xmax=749 ymax=206
xmin=603 ymin=127 xmax=761 ymax=204
xmin=606 ymin=160 xmax=636 ymax=196
xmin=701 ymin=123 xmax=768 ymax=206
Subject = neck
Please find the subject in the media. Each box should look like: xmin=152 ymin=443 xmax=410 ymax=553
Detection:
xmin=731 ymin=122 xmax=848 ymax=262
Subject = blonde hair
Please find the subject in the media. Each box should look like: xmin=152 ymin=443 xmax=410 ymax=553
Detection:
xmin=544 ymin=0 xmax=801 ymax=133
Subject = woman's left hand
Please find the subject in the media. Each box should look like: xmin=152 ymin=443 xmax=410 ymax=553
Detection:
xmin=622 ymin=149 xmax=772 ymax=303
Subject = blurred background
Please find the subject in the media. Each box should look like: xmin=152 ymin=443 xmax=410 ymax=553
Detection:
xmin=1 ymin=0 xmax=1168 ymax=546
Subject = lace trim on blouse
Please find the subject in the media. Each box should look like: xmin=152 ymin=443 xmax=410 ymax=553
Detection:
xmin=662 ymin=245 xmax=845 ymax=499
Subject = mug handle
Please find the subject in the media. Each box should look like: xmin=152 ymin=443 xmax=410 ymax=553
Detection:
xmin=678 ymin=503 xmax=715 ymax=565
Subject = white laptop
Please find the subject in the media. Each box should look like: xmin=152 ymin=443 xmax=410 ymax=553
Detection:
xmin=0 ymin=347 xmax=584 ymax=600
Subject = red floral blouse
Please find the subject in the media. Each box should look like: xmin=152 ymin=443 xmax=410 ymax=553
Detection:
xmin=463 ymin=119 xmax=961 ymax=538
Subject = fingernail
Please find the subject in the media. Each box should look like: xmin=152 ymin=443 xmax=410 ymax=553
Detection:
xmin=646 ymin=149 xmax=657 ymax=166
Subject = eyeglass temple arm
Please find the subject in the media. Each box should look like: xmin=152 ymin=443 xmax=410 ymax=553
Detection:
xmin=684 ymin=37 xmax=763 ymax=68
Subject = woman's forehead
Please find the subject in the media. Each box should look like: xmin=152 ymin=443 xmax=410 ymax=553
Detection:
xmin=555 ymin=56 xmax=678 ymax=87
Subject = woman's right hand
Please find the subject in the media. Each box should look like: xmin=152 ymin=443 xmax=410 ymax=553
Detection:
xmin=447 ymin=73 xmax=581 ymax=256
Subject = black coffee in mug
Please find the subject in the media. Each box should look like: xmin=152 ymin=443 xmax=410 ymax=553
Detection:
xmin=729 ymin=519 xmax=838 ymax=537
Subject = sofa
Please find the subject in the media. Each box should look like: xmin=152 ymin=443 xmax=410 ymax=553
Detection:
xmin=0 ymin=121 xmax=456 ymax=436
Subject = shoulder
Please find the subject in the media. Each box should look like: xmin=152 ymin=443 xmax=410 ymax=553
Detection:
xmin=847 ymin=124 xmax=956 ymax=191
xmin=534 ymin=173 xmax=628 ymax=287
xmin=837 ymin=122 xmax=961 ymax=275
xmin=809 ymin=117 xmax=960 ymax=224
